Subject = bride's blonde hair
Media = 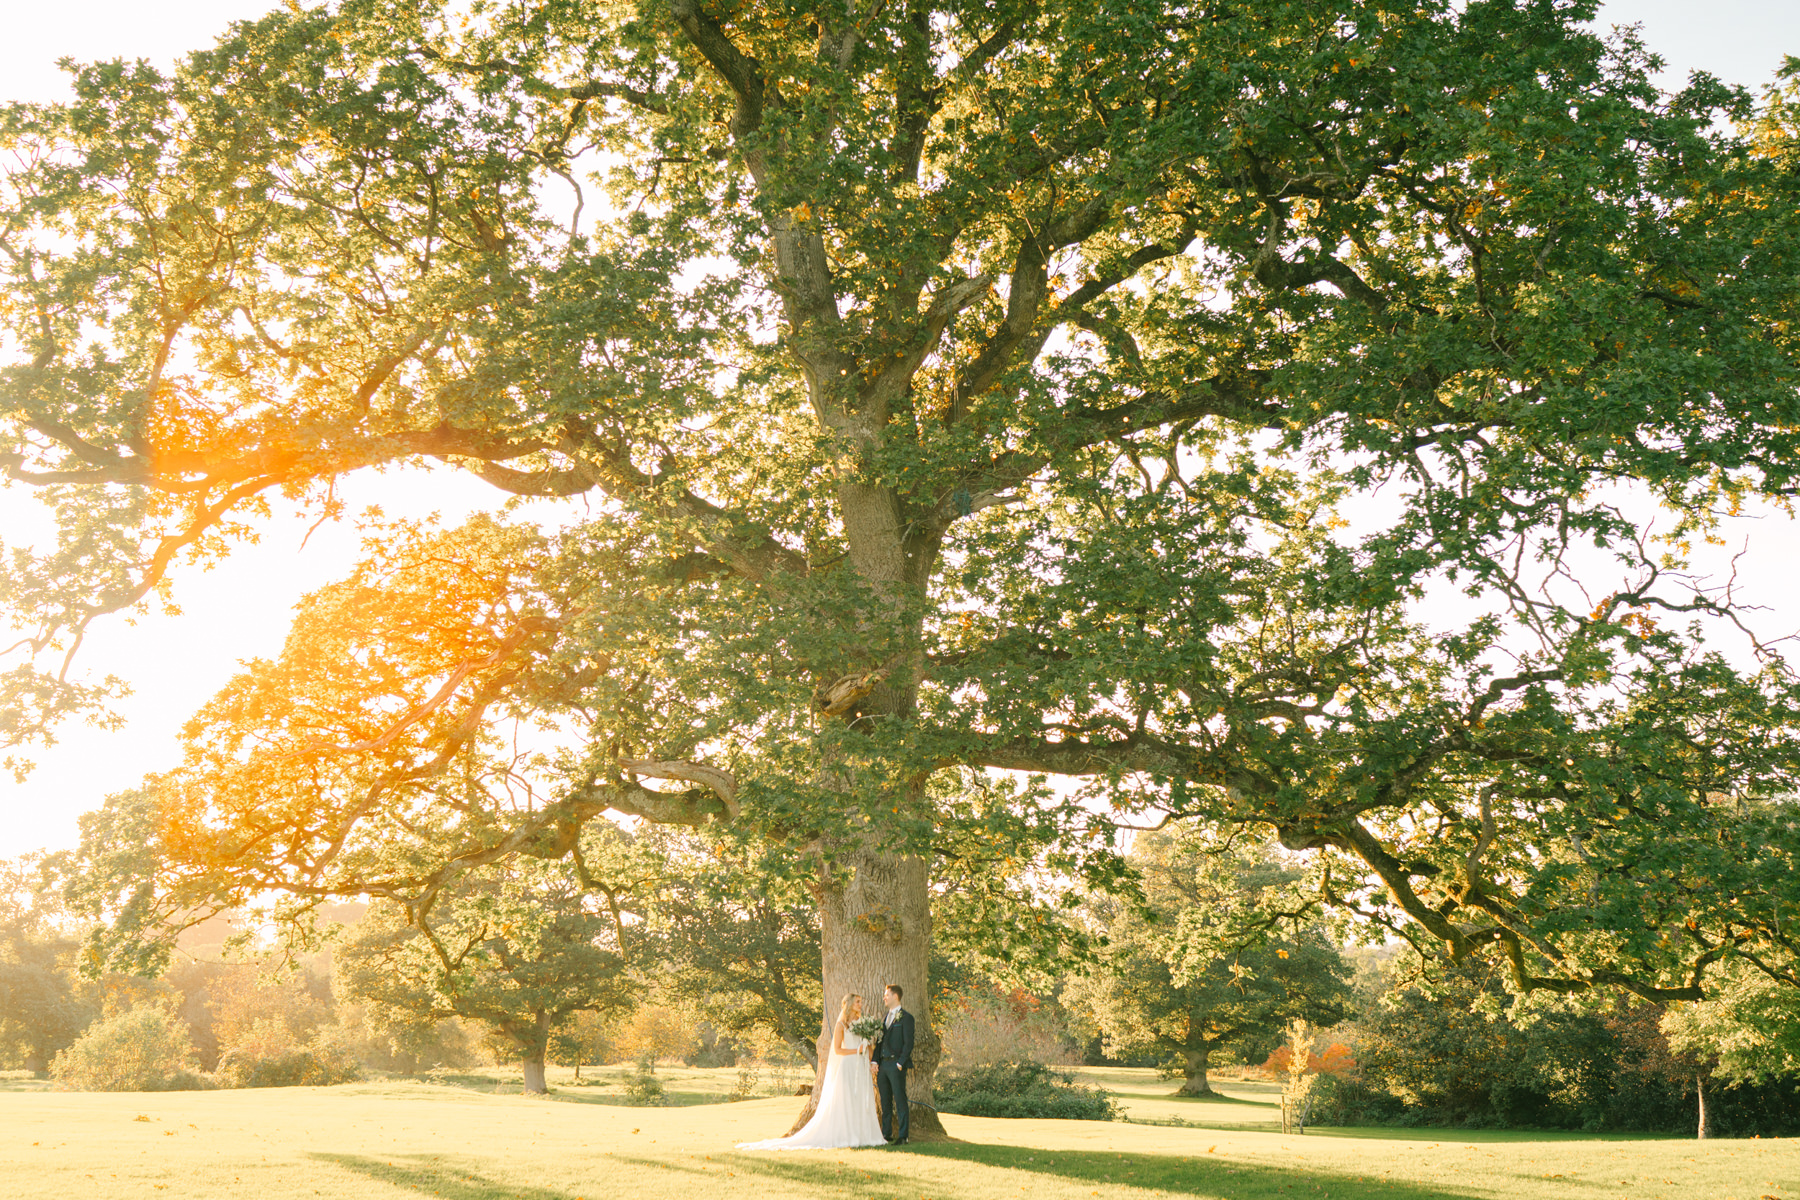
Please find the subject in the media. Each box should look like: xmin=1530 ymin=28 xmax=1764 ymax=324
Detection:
xmin=837 ymin=993 xmax=863 ymax=1025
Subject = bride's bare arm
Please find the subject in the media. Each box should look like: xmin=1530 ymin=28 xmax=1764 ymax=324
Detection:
xmin=833 ymin=1019 xmax=853 ymax=1055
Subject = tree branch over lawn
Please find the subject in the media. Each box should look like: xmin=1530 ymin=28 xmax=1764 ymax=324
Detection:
xmin=6 ymin=2 xmax=1800 ymax=1069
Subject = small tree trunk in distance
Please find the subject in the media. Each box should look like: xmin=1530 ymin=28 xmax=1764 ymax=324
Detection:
xmin=517 ymin=1011 xmax=554 ymax=1094
xmin=1696 ymin=1074 xmax=1711 ymax=1140
xmin=23 ymin=1053 xmax=46 ymax=1078
xmin=1176 ymin=1045 xmax=1215 ymax=1097
xmin=522 ymin=1055 xmax=548 ymax=1095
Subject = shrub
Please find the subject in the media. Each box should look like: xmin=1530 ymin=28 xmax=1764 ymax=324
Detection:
xmin=212 ymin=1017 xmax=363 ymax=1089
xmin=50 ymin=1006 xmax=205 ymax=1092
xmin=215 ymin=1043 xmax=362 ymax=1088
xmin=935 ymin=1058 xmax=1117 ymax=1121
xmin=622 ymin=1065 xmax=666 ymax=1105
xmin=729 ymin=1061 xmax=759 ymax=1101
xmin=1308 ymin=1073 xmax=1408 ymax=1126
xmin=1262 ymin=1041 xmax=1358 ymax=1077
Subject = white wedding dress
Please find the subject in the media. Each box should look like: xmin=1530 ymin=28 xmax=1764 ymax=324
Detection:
xmin=736 ymin=1030 xmax=887 ymax=1150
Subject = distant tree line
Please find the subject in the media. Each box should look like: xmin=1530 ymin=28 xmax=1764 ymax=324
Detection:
xmin=7 ymin=796 xmax=1800 ymax=1139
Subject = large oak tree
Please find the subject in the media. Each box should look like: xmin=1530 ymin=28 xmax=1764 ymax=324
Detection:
xmin=6 ymin=0 xmax=1800 ymax=1132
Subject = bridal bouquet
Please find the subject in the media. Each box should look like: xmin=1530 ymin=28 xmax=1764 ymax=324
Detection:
xmin=848 ymin=1015 xmax=884 ymax=1042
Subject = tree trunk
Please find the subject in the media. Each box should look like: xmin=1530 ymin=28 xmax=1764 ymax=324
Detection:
xmin=784 ymin=843 xmax=945 ymax=1140
xmin=1176 ymin=1045 xmax=1214 ymax=1097
xmin=1696 ymin=1074 xmax=1711 ymax=1140
xmin=522 ymin=1055 xmax=548 ymax=1094
xmin=772 ymin=420 xmax=944 ymax=1139
xmin=23 ymin=1053 xmax=46 ymax=1078
xmin=519 ymin=1011 xmax=553 ymax=1094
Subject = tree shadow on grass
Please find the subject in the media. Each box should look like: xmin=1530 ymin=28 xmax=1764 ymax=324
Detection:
xmin=316 ymin=1144 xmax=1545 ymax=1200
xmin=1125 ymin=1116 xmax=1286 ymax=1136
xmin=708 ymin=1143 xmax=1507 ymax=1199
xmin=310 ymin=1152 xmax=580 ymax=1200
xmin=416 ymin=1074 xmax=728 ymax=1108
xmin=546 ymin=1091 xmax=732 ymax=1108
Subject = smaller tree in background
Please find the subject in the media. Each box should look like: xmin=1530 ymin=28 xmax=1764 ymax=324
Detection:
xmin=0 ymin=856 xmax=94 ymax=1076
xmin=336 ymin=854 xmax=635 ymax=1094
xmin=638 ymin=832 xmax=821 ymax=1068
xmin=40 ymin=787 xmax=172 ymax=979
xmin=612 ymin=1002 xmax=697 ymax=1072
xmin=940 ymin=986 xmax=1078 ymax=1068
xmin=0 ymin=951 xmax=91 ymax=1077
xmin=1064 ymin=828 xmax=1353 ymax=1096
xmin=550 ymin=1009 xmax=615 ymax=1080
xmin=1355 ymin=961 xmax=1604 ymax=1125
xmin=1664 ymin=960 xmax=1800 ymax=1139
xmin=164 ymin=957 xmax=338 ymax=1073
xmin=337 ymin=997 xmax=480 ymax=1077
xmin=1279 ymin=1021 xmax=1323 ymax=1134
xmin=1338 ymin=957 xmax=1800 ymax=1134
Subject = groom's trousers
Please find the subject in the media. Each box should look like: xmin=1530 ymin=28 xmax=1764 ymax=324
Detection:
xmin=877 ymin=1060 xmax=910 ymax=1142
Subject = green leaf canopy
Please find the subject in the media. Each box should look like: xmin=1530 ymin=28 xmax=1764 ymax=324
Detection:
xmin=4 ymin=0 xmax=1800 ymax=1041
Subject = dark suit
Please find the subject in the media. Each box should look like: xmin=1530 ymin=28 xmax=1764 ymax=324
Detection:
xmin=874 ymin=1007 xmax=915 ymax=1142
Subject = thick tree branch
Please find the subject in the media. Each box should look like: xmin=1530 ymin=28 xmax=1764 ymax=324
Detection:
xmin=617 ymin=758 xmax=740 ymax=818
xmin=949 ymin=196 xmax=1112 ymax=424
xmin=936 ymin=366 xmax=1281 ymax=526
xmin=667 ymin=0 xmax=765 ymax=140
xmin=417 ymin=46 xmax=673 ymax=113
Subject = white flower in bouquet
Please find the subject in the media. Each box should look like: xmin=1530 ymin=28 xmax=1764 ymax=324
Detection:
xmin=848 ymin=1014 xmax=884 ymax=1042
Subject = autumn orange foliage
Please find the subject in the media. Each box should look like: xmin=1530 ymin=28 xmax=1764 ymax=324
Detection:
xmin=1262 ymin=1040 xmax=1357 ymax=1078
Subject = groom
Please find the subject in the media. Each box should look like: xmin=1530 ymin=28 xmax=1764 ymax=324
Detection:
xmin=871 ymin=983 xmax=915 ymax=1145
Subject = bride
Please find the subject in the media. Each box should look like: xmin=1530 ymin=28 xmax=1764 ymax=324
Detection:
xmin=737 ymin=993 xmax=887 ymax=1150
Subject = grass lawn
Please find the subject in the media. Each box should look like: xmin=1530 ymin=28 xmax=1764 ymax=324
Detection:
xmin=1 ymin=1067 xmax=1793 ymax=1200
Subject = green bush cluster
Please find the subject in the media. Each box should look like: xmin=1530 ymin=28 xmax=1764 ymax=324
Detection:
xmin=49 ymin=1004 xmax=366 ymax=1092
xmin=50 ymin=1007 xmax=208 ymax=1092
xmin=214 ymin=1042 xmax=363 ymax=1089
xmin=622 ymin=1066 xmax=666 ymax=1105
xmin=1318 ymin=970 xmax=1800 ymax=1136
xmin=934 ymin=1059 xmax=1117 ymax=1121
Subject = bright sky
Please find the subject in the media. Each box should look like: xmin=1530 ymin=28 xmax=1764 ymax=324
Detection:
xmin=1 ymin=1 xmax=1798 ymax=860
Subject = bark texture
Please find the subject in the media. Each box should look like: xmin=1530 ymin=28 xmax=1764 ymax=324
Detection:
xmin=785 ymin=844 xmax=945 ymax=1139
xmin=522 ymin=1055 xmax=548 ymax=1095
xmin=1176 ymin=1046 xmax=1215 ymax=1097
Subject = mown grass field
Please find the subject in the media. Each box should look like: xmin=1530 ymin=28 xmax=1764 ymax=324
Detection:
xmin=1 ymin=1066 xmax=1793 ymax=1200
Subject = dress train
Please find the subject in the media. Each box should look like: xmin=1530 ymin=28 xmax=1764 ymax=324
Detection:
xmin=736 ymin=1031 xmax=887 ymax=1150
